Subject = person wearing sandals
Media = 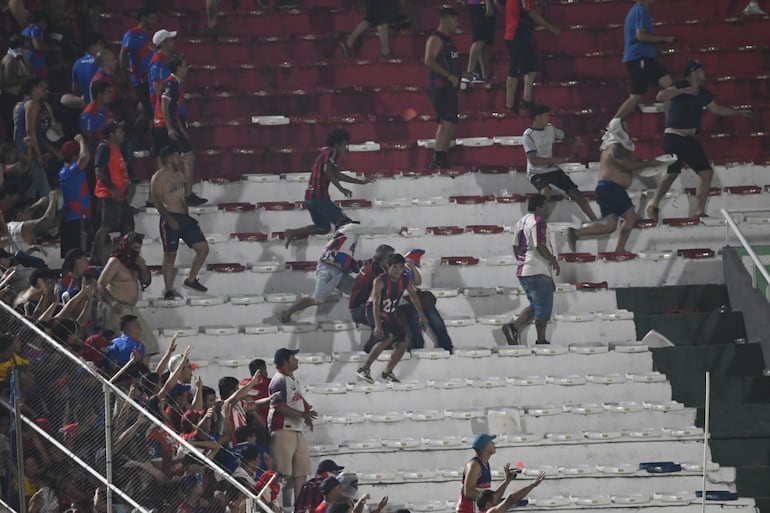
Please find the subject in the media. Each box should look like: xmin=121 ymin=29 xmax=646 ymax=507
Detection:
xmin=645 ymin=60 xmax=752 ymax=222
xmin=502 ymin=194 xmax=558 ymax=346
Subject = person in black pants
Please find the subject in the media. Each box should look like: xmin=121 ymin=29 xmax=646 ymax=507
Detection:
xmin=464 ymin=0 xmax=500 ymax=83
xmin=646 ymin=60 xmax=751 ymax=222
xmin=340 ymin=0 xmax=403 ymax=58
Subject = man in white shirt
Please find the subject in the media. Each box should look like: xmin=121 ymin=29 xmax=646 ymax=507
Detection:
xmin=522 ymin=105 xmax=596 ymax=221
xmin=502 ymin=194 xmax=560 ymax=345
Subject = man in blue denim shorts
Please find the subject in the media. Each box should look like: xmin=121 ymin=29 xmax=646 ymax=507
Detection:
xmin=502 ymin=194 xmax=559 ymax=345
xmin=283 ymin=129 xmax=374 ymax=248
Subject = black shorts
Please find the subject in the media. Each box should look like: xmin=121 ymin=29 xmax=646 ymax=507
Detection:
xmin=350 ymin=305 xmax=368 ymax=325
xmin=427 ymin=86 xmax=459 ymax=124
xmin=505 ymin=30 xmax=538 ymax=78
xmin=595 ymin=181 xmax=634 ymax=219
xmin=625 ymin=57 xmax=669 ymax=95
xmin=160 ymin=213 xmax=206 ymax=253
xmin=60 ymin=219 xmax=92 ymax=258
xmin=100 ymin=198 xmax=134 ymax=233
xmin=365 ymin=304 xmax=406 ymax=343
xmin=530 ymin=170 xmax=578 ymax=193
xmin=304 ymin=198 xmax=345 ymax=234
xmin=663 ymin=133 xmax=711 ymax=174
xmin=152 ymin=126 xmax=192 ymax=156
xmin=364 ymin=0 xmax=400 ymax=25
xmin=468 ymin=3 xmax=495 ymax=44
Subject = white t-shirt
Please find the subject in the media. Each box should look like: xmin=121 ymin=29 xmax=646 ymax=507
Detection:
xmin=6 ymin=221 xmax=28 ymax=253
xmin=523 ymin=125 xmax=566 ymax=177
xmin=514 ymin=213 xmax=553 ymax=277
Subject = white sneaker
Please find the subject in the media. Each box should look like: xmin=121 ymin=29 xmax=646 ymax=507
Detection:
xmin=744 ymin=2 xmax=767 ymax=14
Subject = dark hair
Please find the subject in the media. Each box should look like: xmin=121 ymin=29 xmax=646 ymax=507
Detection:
xmin=28 ymin=11 xmax=48 ymax=24
xmin=139 ymin=6 xmax=158 ymax=19
xmin=326 ymin=128 xmax=350 ymax=148
xmin=52 ymin=319 xmax=79 ymax=344
xmin=476 ymin=490 xmax=495 ymax=512
xmin=62 ymin=248 xmax=87 ymax=273
xmin=527 ymin=193 xmax=547 ymax=212
xmin=84 ymin=32 xmax=105 ymax=51
xmin=202 ymin=385 xmax=217 ymax=399
xmin=235 ymin=425 xmax=256 ymax=443
xmin=8 ymin=34 xmax=26 ymax=49
xmin=387 ymin=253 xmax=406 ymax=266
xmin=6 ymin=197 xmax=34 ymax=220
xmin=159 ymin=146 xmax=177 ymax=164
xmin=440 ymin=7 xmax=459 ymax=19
xmin=0 ymin=334 xmax=15 ymax=353
xmin=168 ymin=54 xmax=187 ymax=74
xmin=21 ymin=76 xmax=45 ymax=97
xmin=91 ymin=80 xmax=111 ymax=101
xmin=248 ymin=358 xmax=266 ymax=376
xmin=119 ymin=315 xmax=139 ymax=332
xmin=29 ymin=267 xmax=59 ymax=286
xmin=218 ymin=376 xmax=239 ymax=399
xmin=239 ymin=444 xmax=260 ymax=464
xmin=373 ymin=244 xmax=395 ymax=262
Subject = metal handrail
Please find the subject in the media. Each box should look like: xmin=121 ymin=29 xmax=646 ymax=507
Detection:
xmin=720 ymin=208 xmax=770 ymax=294
xmin=0 ymin=301 xmax=273 ymax=513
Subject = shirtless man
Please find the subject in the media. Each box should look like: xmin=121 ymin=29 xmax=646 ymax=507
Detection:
xmin=97 ymin=231 xmax=159 ymax=354
xmin=151 ymin=146 xmax=209 ymax=299
xmin=5 ymin=188 xmax=60 ymax=254
xmin=566 ymin=118 xmax=662 ymax=254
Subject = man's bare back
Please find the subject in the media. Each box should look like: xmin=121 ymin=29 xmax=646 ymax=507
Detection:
xmin=599 ymin=145 xmax=636 ymax=189
xmin=151 ymin=166 xmax=187 ymax=215
xmin=100 ymin=257 xmax=139 ymax=306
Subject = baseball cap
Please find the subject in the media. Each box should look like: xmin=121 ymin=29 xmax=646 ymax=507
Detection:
xmin=317 ymin=459 xmax=345 ymax=475
xmin=471 ymin=433 xmax=497 ymax=451
xmin=530 ymin=104 xmax=551 ymax=119
xmin=274 ymin=347 xmax=299 ymax=366
xmin=684 ymin=59 xmax=704 ymax=76
xmin=61 ymin=140 xmax=80 ymax=160
xmin=320 ymin=476 xmax=341 ymax=495
xmin=152 ymin=29 xmax=178 ymax=47
xmin=169 ymin=353 xmax=200 ymax=373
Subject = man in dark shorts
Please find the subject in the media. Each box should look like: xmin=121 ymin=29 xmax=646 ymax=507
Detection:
xmin=153 ymin=54 xmax=206 ymax=207
xmin=522 ymin=105 xmax=596 ymax=221
xmin=646 ymin=60 xmax=752 ymax=222
xmin=283 ymin=128 xmax=373 ymax=248
xmin=355 ymin=253 xmax=427 ymax=384
xmin=151 ymin=146 xmax=209 ymax=298
xmin=464 ymin=0 xmax=499 ymax=83
xmin=340 ymin=0 xmax=403 ymax=58
xmin=504 ymin=0 xmax=559 ymax=113
xmin=424 ymin=7 xmax=461 ymax=170
xmin=93 ymin=121 xmax=133 ymax=263
xmin=58 ymin=135 xmax=92 ymax=257
xmin=567 ymin=119 xmax=662 ymax=254
xmin=612 ymin=0 xmax=675 ymax=120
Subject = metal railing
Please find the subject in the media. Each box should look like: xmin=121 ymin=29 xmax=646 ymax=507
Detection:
xmin=721 ymin=208 xmax=770 ymax=298
xmin=0 ymin=300 xmax=273 ymax=513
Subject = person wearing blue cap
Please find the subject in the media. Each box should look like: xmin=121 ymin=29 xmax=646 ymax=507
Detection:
xmin=457 ymin=434 xmax=519 ymax=513
xmin=476 ymin=472 xmax=546 ymax=513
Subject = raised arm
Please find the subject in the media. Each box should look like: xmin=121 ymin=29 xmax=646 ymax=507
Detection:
xmin=706 ymin=101 xmax=752 ymax=118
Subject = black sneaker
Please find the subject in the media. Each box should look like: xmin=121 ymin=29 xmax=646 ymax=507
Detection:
xmin=186 ymin=193 xmax=208 ymax=206
xmin=163 ymin=290 xmax=175 ymax=301
xmin=183 ymin=279 xmax=208 ymax=292
xmin=536 ymin=340 xmax=551 ymax=345
xmin=381 ymin=370 xmax=400 ymax=383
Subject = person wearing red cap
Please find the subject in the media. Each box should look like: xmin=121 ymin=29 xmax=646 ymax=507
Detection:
xmin=58 ymin=135 xmax=91 ymax=258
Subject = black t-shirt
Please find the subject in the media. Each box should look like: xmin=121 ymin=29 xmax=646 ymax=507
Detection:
xmin=666 ymin=79 xmax=714 ymax=132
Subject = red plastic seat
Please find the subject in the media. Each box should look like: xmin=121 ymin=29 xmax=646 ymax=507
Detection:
xmin=465 ymin=225 xmax=505 ymax=234
xmin=662 ymin=217 xmax=701 ymax=227
xmin=402 ymin=169 xmax=433 ymax=178
xmin=599 ymin=252 xmax=638 ymax=262
xmin=725 ymin=185 xmax=762 ymax=195
xmin=559 ymin=253 xmax=597 ymax=263
xmin=441 ymin=256 xmax=480 ymax=266
xmin=427 ymin=226 xmax=464 ymax=236
xmin=146 ymin=265 xmax=162 ymax=274
xmin=336 ymin=199 xmax=372 ymax=208
xmin=286 ymin=261 xmax=317 ymax=271
xmin=258 ymin=201 xmax=296 ymax=211
xmin=231 ymin=233 xmax=268 ymax=242
xmin=684 ymin=187 xmax=721 ymax=196
xmin=677 ymin=248 xmax=716 ymax=259
xmin=576 ymin=281 xmax=608 ymax=290
xmin=208 ymin=263 xmax=247 ymax=273
xmin=635 ymin=219 xmax=657 ymax=229
xmin=361 ymin=169 xmax=401 ymax=179
xmin=219 ymin=203 xmax=256 ymax=212
xmin=496 ymin=195 xmax=527 ymax=203
xmin=450 ymin=195 xmax=493 ymax=205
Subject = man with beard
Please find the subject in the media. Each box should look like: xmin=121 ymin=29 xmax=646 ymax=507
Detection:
xmin=151 ymin=145 xmax=209 ymax=298
xmin=97 ymin=231 xmax=158 ymax=354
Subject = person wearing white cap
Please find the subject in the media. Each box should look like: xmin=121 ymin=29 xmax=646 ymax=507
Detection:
xmin=148 ymin=29 xmax=177 ymax=117
xmin=457 ymin=434 xmax=519 ymax=513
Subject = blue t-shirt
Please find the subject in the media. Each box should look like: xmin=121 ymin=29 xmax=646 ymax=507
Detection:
xmin=59 ymin=162 xmax=91 ymax=221
xmin=21 ymin=24 xmax=47 ymax=77
xmin=107 ymin=334 xmax=146 ymax=366
xmin=121 ymin=27 xmax=154 ymax=87
xmin=666 ymin=80 xmax=714 ymax=132
xmin=623 ymin=2 xmax=656 ymax=62
xmin=72 ymin=54 xmax=99 ymax=103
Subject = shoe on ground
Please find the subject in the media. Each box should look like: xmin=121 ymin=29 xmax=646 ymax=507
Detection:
xmin=186 ymin=193 xmax=208 ymax=206
xmin=501 ymin=323 xmax=520 ymax=345
xmin=536 ymin=340 xmax=551 ymax=345
xmin=183 ymin=279 xmax=208 ymax=292
xmin=163 ymin=290 xmax=175 ymax=301
xmin=356 ymin=367 xmax=374 ymax=384
xmin=381 ymin=370 xmax=400 ymax=383
xmin=471 ymin=73 xmax=487 ymax=84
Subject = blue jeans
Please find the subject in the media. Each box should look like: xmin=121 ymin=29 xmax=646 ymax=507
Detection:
xmin=518 ymin=274 xmax=554 ymax=321
xmin=405 ymin=305 xmax=454 ymax=352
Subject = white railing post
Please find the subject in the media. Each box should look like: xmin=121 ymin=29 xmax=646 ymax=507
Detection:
xmin=702 ymin=371 xmax=711 ymax=513
xmin=720 ymin=208 xmax=770 ymax=300
xmin=11 ymin=368 xmax=26 ymax=513
xmin=103 ymin=383 xmax=113 ymax=513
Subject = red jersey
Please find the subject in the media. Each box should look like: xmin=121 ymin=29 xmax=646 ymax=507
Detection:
xmin=304 ymin=147 xmax=338 ymax=201
xmin=145 ymin=425 xmax=178 ymax=476
xmin=349 ymin=262 xmax=386 ymax=309
xmin=504 ymin=0 xmax=534 ymax=40
xmin=241 ymin=375 xmax=270 ymax=425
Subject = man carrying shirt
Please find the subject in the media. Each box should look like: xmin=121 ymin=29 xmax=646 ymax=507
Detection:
xmin=120 ymin=7 xmax=158 ymax=113
xmin=58 ymin=135 xmax=92 ymax=257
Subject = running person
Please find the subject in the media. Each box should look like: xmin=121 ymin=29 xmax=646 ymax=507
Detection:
xmin=424 ymin=7 xmax=461 ymax=170
xmin=646 ymin=60 xmax=751 ymax=222
xmin=457 ymin=434 xmax=519 ymax=513
xmin=151 ymin=146 xmax=209 ymax=298
xmin=503 ymin=0 xmax=559 ymax=113
xmin=355 ymin=253 xmax=427 ymax=384
xmin=611 ymin=0 xmax=675 ymax=121
xmin=475 ymin=474 xmax=545 ymax=513
xmin=283 ymin=129 xmax=373 ymax=248
xmin=464 ymin=0 xmax=499 ymax=83
xmin=567 ymin=118 xmax=663 ymax=254
xmin=523 ymin=104 xmax=596 ymax=220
